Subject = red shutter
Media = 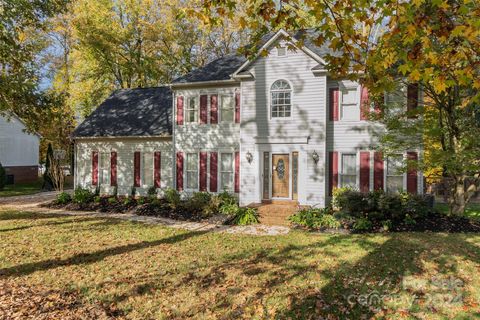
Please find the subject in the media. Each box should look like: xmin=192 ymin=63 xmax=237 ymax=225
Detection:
xmin=359 ymin=152 xmax=370 ymax=193
xmin=360 ymin=86 xmax=369 ymax=120
xmin=407 ymin=152 xmax=418 ymax=194
xmin=110 ymin=151 xmax=117 ymax=187
xmin=235 ymin=92 xmax=240 ymax=123
xmin=200 ymin=95 xmax=208 ymax=124
xmin=199 ymin=152 xmax=207 ymax=191
xmin=92 ymin=151 xmax=98 ymax=186
xmin=373 ymin=152 xmax=384 ymax=191
xmin=210 ymin=94 xmax=218 ymax=124
xmin=407 ymin=83 xmax=419 ymax=118
xmin=329 ymin=88 xmax=339 ymax=121
xmin=328 ymin=151 xmax=338 ymax=196
xmin=154 ymin=151 xmax=161 ymax=188
xmin=134 ymin=151 xmax=141 ymax=187
xmin=176 ymin=152 xmax=183 ymax=191
xmin=176 ymin=96 xmax=184 ymax=125
xmin=234 ymin=151 xmax=240 ymax=193
xmin=210 ymin=152 xmax=218 ymax=192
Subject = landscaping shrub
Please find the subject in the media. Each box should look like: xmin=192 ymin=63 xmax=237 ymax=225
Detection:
xmin=0 ymin=162 xmax=6 ymax=191
xmin=56 ymin=192 xmax=71 ymax=205
xmin=184 ymin=192 xmax=212 ymax=214
xmin=164 ymin=188 xmax=180 ymax=208
xmin=289 ymin=207 xmax=340 ymax=229
xmin=381 ymin=219 xmax=393 ymax=232
xmin=107 ymin=197 xmax=117 ymax=205
xmin=353 ymin=218 xmax=373 ymax=232
xmin=334 ymin=188 xmax=435 ymax=225
xmin=202 ymin=195 xmax=222 ymax=217
xmin=72 ymin=188 xmax=95 ymax=204
xmin=219 ymin=203 xmax=239 ymax=216
xmin=232 ymin=207 xmax=259 ymax=225
xmin=217 ymin=190 xmax=237 ymax=206
xmin=332 ymin=187 xmax=373 ymax=217
xmin=147 ymin=186 xmax=157 ymax=199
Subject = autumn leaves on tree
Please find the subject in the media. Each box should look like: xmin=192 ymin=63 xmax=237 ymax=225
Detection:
xmin=200 ymin=0 xmax=480 ymax=215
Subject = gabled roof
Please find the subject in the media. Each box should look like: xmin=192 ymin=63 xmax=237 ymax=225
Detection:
xmin=72 ymin=87 xmax=172 ymax=138
xmin=172 ymin=29 xmax=340 ymax=85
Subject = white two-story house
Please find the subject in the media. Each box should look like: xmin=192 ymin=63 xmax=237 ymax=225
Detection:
xmin=72 ymin=29 xmax=423 ymax=207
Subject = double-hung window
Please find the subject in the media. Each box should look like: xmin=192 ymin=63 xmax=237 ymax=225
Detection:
xmin=220 ymin=95 xmax=234 ymax=122
xmin=340 ymin=154 xmax=357 ymax=188
xmin=143 ymin=153 xmax=153 ymax=187
xmin=99 ymin=153 xmax=110 ymax=185
xmin=186 ymin=153 xmax=198 ymax=189
xmin=185 ymin=97 xmax=198 ymax=123
xmin=271 ymin=80 xmax=291 ymax=118
xmin=386 ymin=155 xmax=404 ymax=193
xmin=220 ymin=153 xmax=234 ymax=191
xmin=340 ymin=88 xmax=359 ymax=120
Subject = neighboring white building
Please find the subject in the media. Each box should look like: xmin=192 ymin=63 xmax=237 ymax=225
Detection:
xmin=0 ymin=114 xmax=40 ymax=184
xmin=72 ymin=29 xmax=423 ymax=206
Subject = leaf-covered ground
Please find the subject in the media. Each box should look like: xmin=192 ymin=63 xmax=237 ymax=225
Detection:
xmin=0 ymin=209 xmax=479 ymax=319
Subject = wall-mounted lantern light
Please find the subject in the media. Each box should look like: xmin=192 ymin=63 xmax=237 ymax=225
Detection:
xmin=246 ymin=151 xmax=253 ymax=164
xmin=312 ymin=150 xmax=319 ymax=164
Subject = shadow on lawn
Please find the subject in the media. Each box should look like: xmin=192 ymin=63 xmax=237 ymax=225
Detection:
xmin=0 ymin=229 xmax=207 ymax=278
xmin=105 ymin=233 xmax=480 ymax=318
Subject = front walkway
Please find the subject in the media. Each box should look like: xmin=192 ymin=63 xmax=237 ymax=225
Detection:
xmin=0 ymin=192 xmax=290 ymax=236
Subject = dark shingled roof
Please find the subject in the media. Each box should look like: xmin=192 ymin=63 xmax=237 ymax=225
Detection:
xmin=173 ymin=54 xmax=247 ymax=84
xmin=172 ymin=29 xmax=339 ymax=84
xmin=72 ymin=87 xmax=172 ymax=138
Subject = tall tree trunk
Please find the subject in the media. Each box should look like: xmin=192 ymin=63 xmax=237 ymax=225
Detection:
xmin=450 ymin=175 xmax=466 ymax=215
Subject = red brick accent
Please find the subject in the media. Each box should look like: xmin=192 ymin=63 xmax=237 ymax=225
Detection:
xmin=4 ymin=166 xmax=39 ymax=184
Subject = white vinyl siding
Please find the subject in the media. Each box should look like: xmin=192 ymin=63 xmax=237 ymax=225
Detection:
xmin=220 ymin=153 xmax=234 ymax=191
xmin=0 ymin=115 xmax=40 ymax=167
xmin=220 ymin=95 xmax=234 ymax=122
xmin=186 ymin=153 xmax=198 ymax=190
xmin=75 ymin=138 xmax=173 ymax=196
xmin=99 ymin=153 xmax=110 ymax=185
xmin=340 ymin=88 xmax=359 ymax=121
xmin=185 ymin=96 xmax=198 ymax=123
xmin=386 ymin=155 xmax=404 ymax=193
xmin=340 ymin=154 xmax=357 ymax=188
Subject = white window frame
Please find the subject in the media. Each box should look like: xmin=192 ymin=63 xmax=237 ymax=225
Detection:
xmin=185 ymin=152 xmax=199 ymax=190
xmin=339 ymin=87 xmax=359 ymax=121
xmin=142 ymin=152 xmax=154 ymax=188
xmin=270 ymin=79 xmax=292 ymax=119
xmin=339 ymin=153 xmax=358 ymax=189
xmin=219 ymin=152 xmax=234 ymax=191
xmin=220 ymin=94 xmax=235 ymax=123
xmin=385 ymin=154 xmax=405 ymax=193
xmin=99 ymin=152 xmax=110 ymax=186
xmin=277 ymin=46 xmax=287 ymax=57
xmin=185 ymin=96 xmax=199 ymax=123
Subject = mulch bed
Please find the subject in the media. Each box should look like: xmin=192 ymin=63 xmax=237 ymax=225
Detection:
xmin=389 ymin=212 xmax=480 ymax=232
xmin=43 ymin=197 xmax=230 ymax=224
xmin=0 ymin=279 xmax=121 ymax=320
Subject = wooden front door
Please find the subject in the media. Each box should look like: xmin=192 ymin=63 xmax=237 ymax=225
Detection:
xmin=272 ymin=154 xmax=289 ymax=198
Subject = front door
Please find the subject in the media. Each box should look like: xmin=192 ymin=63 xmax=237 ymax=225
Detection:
xmin=272 ymin=154 xmax=289 ymax=198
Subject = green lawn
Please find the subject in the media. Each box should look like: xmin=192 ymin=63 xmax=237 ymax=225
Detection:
xmin=1 ymin=209 xmax=479 ymax=319
xmin=0 ymin=179 xmax=43 ymax=197
xmin=435 ymin=203 xmax=480 ymax=220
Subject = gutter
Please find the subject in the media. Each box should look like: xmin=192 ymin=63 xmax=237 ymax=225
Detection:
xmin=169 ymin=79 xmax=239 ymax=88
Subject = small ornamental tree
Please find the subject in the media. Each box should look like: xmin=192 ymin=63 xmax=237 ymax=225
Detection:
xmin=0 ymin=162 xmax=6 ymax=191
xmin=43 ymin=143 xmax=54 ymax=190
